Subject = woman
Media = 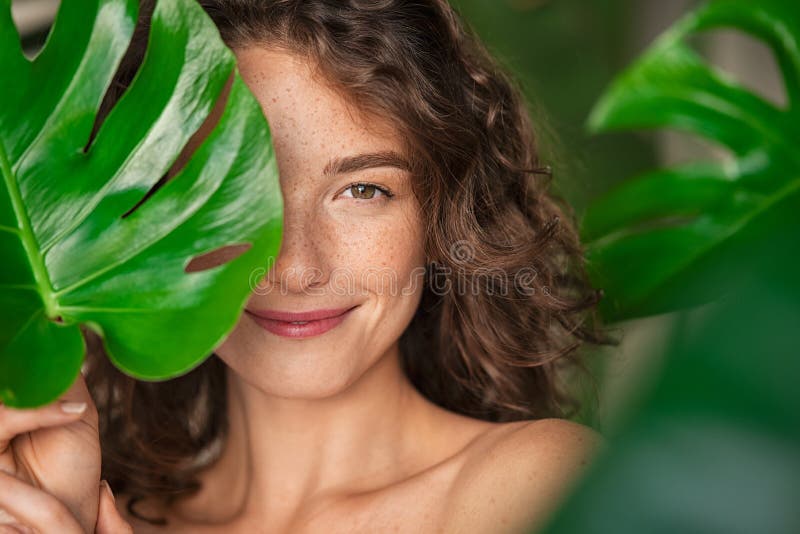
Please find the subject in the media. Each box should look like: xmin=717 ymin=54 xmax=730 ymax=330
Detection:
xmin=0 ymin=0 xmax=615 ymax=532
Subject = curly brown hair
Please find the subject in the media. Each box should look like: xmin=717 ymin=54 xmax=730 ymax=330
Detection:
xmin=83 ymin=0 xmax=618 ymax=525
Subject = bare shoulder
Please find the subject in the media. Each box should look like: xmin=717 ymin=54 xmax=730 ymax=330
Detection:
xmin=442 ymin=418 xmax=604 ymax=534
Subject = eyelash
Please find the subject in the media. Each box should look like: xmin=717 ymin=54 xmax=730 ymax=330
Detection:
xmin=339 ymin=182 xmax=395 ymax=201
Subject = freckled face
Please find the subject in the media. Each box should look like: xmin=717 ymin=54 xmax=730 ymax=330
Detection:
xmin=212 ymin=47 xmax=426 ymax=398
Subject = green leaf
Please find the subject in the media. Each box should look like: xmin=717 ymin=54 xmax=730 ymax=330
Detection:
xmin=539 ymin=2 xmax=800 ymax=532
xmin=540 ymin=211 xmax=800 ymax=534
xmin=581 ymin=0 xmax=800 ymax=322
xmin=0 ymin=0 xmax=282 ymax=407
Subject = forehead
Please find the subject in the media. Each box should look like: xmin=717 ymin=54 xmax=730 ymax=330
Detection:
xmin=232 ymin=46 xmax=405 ymax=172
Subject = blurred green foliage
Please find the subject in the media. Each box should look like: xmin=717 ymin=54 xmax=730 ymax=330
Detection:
xmin=452 ymin=0 xmax=660 ymax=214
xmin=581 ymin=0 xmax=800 ymax=322
xmin=530 ymin=0 xmax=800 ymax=532
xmin=542 ymin=222 xmax=800 ymax=534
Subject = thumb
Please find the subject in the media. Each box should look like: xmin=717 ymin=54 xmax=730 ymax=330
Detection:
xmin=96 ymin=480 xmax=133 ymax=534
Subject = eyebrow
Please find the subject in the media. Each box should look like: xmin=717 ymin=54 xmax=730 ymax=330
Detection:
xmin=322 ymin=150 xmax=411 ymax=177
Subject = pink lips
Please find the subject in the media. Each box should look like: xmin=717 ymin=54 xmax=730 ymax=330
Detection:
xmin=245 ymin=306 xmax=358 ymax=338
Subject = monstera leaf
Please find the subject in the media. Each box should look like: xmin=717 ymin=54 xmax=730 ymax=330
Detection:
xmin=580 ymin=0 xmax=800 ymax=322
xmin=541 ymin=226 xmax=800 ymax=534
xmin=0 ymin=0 xmax=282 ymax=407
xmin=535 ymin=3 xmax=800 ymax=532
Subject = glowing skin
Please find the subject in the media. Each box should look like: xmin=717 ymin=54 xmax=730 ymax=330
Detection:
xmin=216 ymin=47 xmax=428 ymax=399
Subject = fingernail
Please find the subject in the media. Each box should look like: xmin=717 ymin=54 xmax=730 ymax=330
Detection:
xmin=101 ymin=479 xmax=116 ymax=503
xmin=59 ymin=401 xmax=87 ymax=414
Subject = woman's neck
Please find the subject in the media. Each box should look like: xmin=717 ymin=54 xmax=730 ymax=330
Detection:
xmin=170 ymin=343 xmax=458 ymax=527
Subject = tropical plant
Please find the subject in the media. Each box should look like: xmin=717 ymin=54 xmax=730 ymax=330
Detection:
xmin=0 ymin=0 xmax=282 ymax=408
xmin=541 ymin=227 xmax=800 ymax=534
xmin=580 ymin=0 xmax=799 ymax=323
xmin=536 ymin=0 xmax=800 ymax=532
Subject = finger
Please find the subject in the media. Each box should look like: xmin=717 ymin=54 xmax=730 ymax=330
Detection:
xmin=0 ymin=471 xmax=82 ymax=534
xmin=0 ymin=369 xmax=100 ymax=453
xmin=0 ymin=401 xmax=88 ymax=454
xmin=96 ymin=480 xmax=133 ymax=534
xmin=55 ymin=370 xmax=99 ymax=429
xmin=0 ymin=505 xmax=31 ymax=531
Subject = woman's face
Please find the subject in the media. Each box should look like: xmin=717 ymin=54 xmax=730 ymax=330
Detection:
xmin=211 ymin=47 xmax=426 ymax=397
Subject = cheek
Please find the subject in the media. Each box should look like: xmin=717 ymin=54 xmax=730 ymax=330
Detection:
xmin=326 ymin=207 xmax=425 ymax=298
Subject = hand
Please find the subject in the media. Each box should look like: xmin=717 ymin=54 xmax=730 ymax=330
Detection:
xmin=0 ymin=371 xmax=131 ymax=532
xmin=0 ymin=472 xmax=132 ymax=533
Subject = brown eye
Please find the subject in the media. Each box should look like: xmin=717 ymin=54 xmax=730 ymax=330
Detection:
xmin=341 ymin=182 xmax=392 ymax=201
xmin=350 ymin=184 xmax=377 ymax=199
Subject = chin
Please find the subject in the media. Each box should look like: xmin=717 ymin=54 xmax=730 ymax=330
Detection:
xmin=216 ymin=338 xmax=370 ymax=400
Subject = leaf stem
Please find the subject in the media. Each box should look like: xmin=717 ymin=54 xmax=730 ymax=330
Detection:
xmin=0 ymin=143 xmax=58 ymax=317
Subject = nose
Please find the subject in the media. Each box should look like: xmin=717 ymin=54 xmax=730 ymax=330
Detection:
xmin=259 ymin=198 xmax=329 ymax=296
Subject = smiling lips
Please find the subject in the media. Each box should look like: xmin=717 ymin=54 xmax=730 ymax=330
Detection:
xmin=245 ymin=306 xmax=358 ymax=338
